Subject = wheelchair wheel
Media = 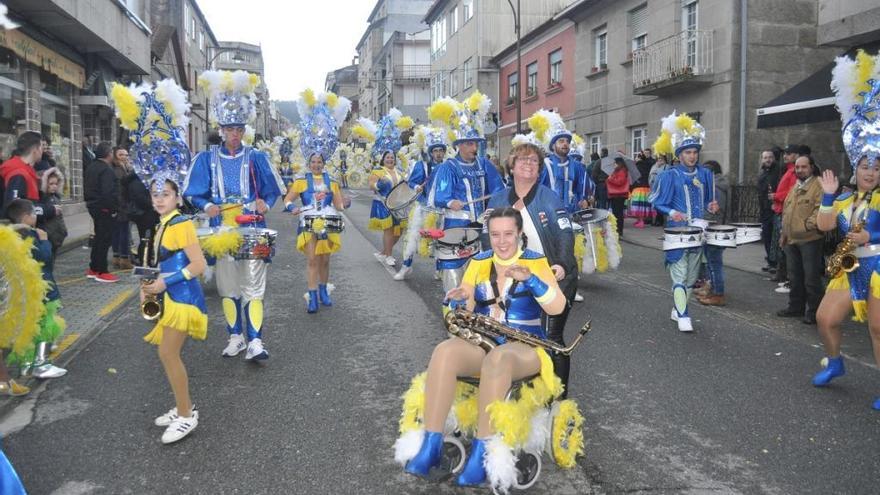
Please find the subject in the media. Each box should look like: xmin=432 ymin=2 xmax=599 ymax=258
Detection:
xmin=549 ymin=400 xmax=584 ymax=469
xmin=512 ymin=451 xmax=541 ymax=491
xmin=442 ymin=435 xmax=466 ymax=474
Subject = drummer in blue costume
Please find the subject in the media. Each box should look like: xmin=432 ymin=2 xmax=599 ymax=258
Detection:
xmin=430 ymin=92 xmax=506 ymax=293
xmin=353 ymin=109 xmax=415 ymax=267
xmin=649 ymin=111 xmax=718 ymax=332
xmin=283 ymin=89 xmax=352 ymax=313
xmin=395 ymin=125 xmax=449 ymax=280
xmin=812 ymin=51 xmax=880 ymax=411
xmin=567 ymin=134 xmax=595 ymax=206
xmin=110 ymin=79 xmax=208 ymax=444
xmin=530 ymin=110 xmax=592 ymax=213
xmin=183 ymin=70 xmax=285 ymax=361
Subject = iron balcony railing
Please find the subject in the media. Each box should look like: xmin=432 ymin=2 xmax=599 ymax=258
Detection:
xmin=632 ymin=30 xmax=713 ymax=90
xmin=393 ymin=64 xmax=431 ymax=81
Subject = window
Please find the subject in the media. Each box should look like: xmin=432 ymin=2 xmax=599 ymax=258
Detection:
xmin=463 ymin=58 xmax=473 ymax=88
xmin=199 ymin=31 xmax=205 ymax=52
xmin=450 ymin=68 xmax=458 ymax=95
xmin=595 ymin=30 xmax=607 ymax=68
xmin=183 ymin=3 xmax=191 ymax=41
xmin=526 ymin=62 xmax=537 ymax=96
xmin=432 ymin=17 xmax=448 ymax=58
xmin=683 ymin=0 xmax=698 ymax=67
xmin=190 ymin=16 xmax=196 ymax=40
xmin=630 ymin=127 xmax=647 ymax=159
xmin=507 ymin=72 xmax=518 ymax=104
xmin=438 ymin=71 xmax=446 ymax=96
xmin=589 ymin=135 xmax=601 ymax=155
xmin=629 ymin=5 xmax=648 ymax=55
xmin=449 ymin=6 xmax=459 ymax=34
xmin=463 ymin=0 xmax=474 ymax=22
xmin=548 ymin=49 xmax=562 ymax=85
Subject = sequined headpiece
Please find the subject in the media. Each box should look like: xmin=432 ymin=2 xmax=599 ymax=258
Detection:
xmin=451 ymin=91 xmax=491 ymax=145
xmin=652 ymin=111 xmax=705 ymax=157
xmin=110 ymin=79 xmax=191 ymax=191
xmin=527 ymin=109 xmax=571 ymax=152
xmin=198 ymin=70 xmax=260 ymax=127
xmin=352 ymin=108 xmax=414 ymax=160
xmin=296 ymin=88 xmax=351 ymax=162
xmin=831 ymin=50 xmax=880 ymax=169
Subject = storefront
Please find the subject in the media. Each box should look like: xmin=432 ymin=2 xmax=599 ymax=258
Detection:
xmin=0 ymin=47 xmax=25 ymax=162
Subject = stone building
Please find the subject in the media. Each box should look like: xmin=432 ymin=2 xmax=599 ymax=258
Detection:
xmin=149 ymin=0 xmax=219 ymax=153
xmin=356 ymin=0 xmax=433 ymax=123
xmin=3 ymin=0 xmax=151 ymax=207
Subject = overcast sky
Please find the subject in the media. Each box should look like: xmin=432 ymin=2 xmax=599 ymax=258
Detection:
xmin=199 ymin=0 xmax=375 ymax=101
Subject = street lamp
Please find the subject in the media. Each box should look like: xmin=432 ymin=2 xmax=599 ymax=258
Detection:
xmin=506 ymin=0 xmax=522 ymax=134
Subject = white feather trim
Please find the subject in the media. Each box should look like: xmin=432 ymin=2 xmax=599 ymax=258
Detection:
xmin=202 ymin=265 xmax=214 ymax=284
xmin=831 ymin=55 xmax=858 ymax=124
xmin=660 ymin=111 xmax=679 ymax=134
xmin=606 ymin=225 xmax=622 ymax=269
xmin=231 ymin=70 xmax=252 ymax=91
xmin=485 ymin=435 xmax=517 ymax=495
xmin=524 ymin=408 xmax=551 ymax=456
xmin=393 ymin=429 xmax=424 ymax=465
xmin=388 ymin=107 xmax=403 ymax=124
xmin=582 ymin=228 xmax=597 ymax=275
xmin=401 ymin=203 xmax=425 ymax=265
xmin=333 ymin=97 xmax=352 ymax=126
xmin=155 ymin=79 xmax=191 ymax=127
xmin=356 ymin=117 xmax=378 ymax=141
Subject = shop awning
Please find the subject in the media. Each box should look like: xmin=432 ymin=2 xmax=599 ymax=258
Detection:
xmin=756 ymin=43 xmax=880 ymax=129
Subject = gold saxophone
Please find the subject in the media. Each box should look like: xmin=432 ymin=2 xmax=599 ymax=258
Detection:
xmin=141 ymin=280 xmax=163 ymax=321
xmin=827 ymin=221 xmax=864 ymax=279
xmin=444 ymin=309 xmax=590 ymax=355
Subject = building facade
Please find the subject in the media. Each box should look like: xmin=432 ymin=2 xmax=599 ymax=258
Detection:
xmin=493 ymin=18 xmax=577 ymax=158
xmin=3 ymin=0 xmax=151 ymax=207
xmin=424 ymin=0 xmax=570 ymax=156
xmin=356 ymin=0 xmax=433 ymax=123
xmin=149 ymin=0 xmax=219 ymax=153
xmin=214 ymin=41 xmax=274 ymax=140
xmin=326 ymin=63 xmax=360 ymax=141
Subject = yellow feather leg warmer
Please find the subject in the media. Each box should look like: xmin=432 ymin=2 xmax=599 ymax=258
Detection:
xmin=551 ymin=399 xmax=585 ymax=468
xmin=399 ymin=372 xmax=427 ymax=434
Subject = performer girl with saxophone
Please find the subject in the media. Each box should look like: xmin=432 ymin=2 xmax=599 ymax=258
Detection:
xmin=402 ymin=207 xmax=567 ymax=486
xmin=812 ymin=50 xmax=880 ymax=411
xmin=111 ymin=79 xmax=208 ymax=443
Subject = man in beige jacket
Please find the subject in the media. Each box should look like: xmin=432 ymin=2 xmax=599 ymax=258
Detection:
xmin=778 ymin=155 xmax=824 ymax=324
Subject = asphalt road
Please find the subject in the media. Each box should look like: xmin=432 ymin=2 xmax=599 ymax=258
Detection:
xmin=2 ymin=192 xmax=880 ymax=495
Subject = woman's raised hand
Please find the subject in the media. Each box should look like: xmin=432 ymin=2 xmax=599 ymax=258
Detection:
xmin=820 ymin=169 xmax=839 ymax=195
xmin=445 ymin=287 xmax=469 ymax=301
xmin=505 ymin=264 xmax=533 ymax=282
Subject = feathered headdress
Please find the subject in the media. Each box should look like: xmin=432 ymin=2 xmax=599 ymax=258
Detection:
xmin=369 ymin=108 xmax=414 ymax=160
xmin=452 ymin=91 xmax=491 ymax=145
xmin=296 ymin=88 xmax=352 ymax=162
xmin=652 ymin=111 xmax=705 ymax=156
xmin=511 ymin=132 xmax=543 ymax=149
xmin=569 ymin=133 xmax=586 ymax=160
xmin=110 ymin=79 xmax=191 ymax=191
xmin=198 ymin=70 xmax=260 ymax=127
xmin=527 ymin=109 xmax=571 ymax=152
xmin=831 ymin=50 xmax=880 ymax=168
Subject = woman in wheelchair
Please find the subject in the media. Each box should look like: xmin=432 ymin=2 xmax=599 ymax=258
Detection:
xmin=399 ymin=207 xmax=569 ymax=488
xmin=284 ymin=152 xmax=349 ymax=313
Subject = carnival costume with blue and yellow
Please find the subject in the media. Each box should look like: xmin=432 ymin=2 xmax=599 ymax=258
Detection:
xmin=183 ymin=70 xmax=285 ymax=360
xmin=397 ymin=125 xmax=450 ymax=275
xmin=649 ymin=112 xmax=714 ymax=327
xmin=529 ymin=110 xmax=591 ymax=213
xmin=429 ymin=93 xmax=506 ymax=291
xmin=109 ymin=79 xmax=208 ymax=346
xmin=394 ymin=248 xmax=585 ymax=493
xmin=813 ymin=51 xmax=880 ymax=410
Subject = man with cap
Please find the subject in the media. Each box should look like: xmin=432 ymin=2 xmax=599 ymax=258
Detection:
xmin=530 ymin=110 xmax=592 ymax=213
xmin=431 ymin=91 xmax=506 ymax=293
xmin=184 ymin=70 xmax=286 ymax=361
xmin=649 ymin=112 xmax=719 ymax=332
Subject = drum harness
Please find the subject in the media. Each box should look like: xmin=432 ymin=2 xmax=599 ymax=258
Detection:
xmin=450 ymin=158 xmax=486 ymax=223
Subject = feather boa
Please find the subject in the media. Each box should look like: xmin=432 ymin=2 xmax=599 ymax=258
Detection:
xmin=401 ymin=203 xmax=426 ymax=263
xmin=199 ymin=230 xmax=243 ymax=258
xmin=605 ymin=214 xmax=622 ymax=269
xmin=0 ymin=226 xmax=47 ymax=356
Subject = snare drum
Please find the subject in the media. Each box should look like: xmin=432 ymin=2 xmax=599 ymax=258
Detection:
xmin=303 ymin=214 xmax=345 ymax=234
xmin=730 ymin=223 xmax=762 ymax=245
xmin=663 ymin=226 xmax=704 ymax=251
xmin=235 ymin=227 xmax=277 ymax=260
xmin=705 ymin=224 xmax=738 ymax=248
xmin=572 ymin=208 xmax=611 ymax=225
xmin=385 ymin=182 xmax=420 ymax=220
xmin=435 ymin=228 xmax=481 ymax=261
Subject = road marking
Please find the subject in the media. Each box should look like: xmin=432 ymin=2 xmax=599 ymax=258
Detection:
xmin=57 ymin=269 xmax=130 ymax=287
xmin=99 ymin=288 xmax=134 ymax=317
xmin=48 ymin=333 xmax=79 ymax=360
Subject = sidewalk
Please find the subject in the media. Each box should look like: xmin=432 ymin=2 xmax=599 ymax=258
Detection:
xmin=617 ymin=217 xmax=768 ymax=275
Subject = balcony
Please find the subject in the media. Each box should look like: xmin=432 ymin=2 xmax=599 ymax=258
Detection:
xmin=632 ymin=30 xmax=713 ymax=96
xmin=394 ymin=64 xmax=431 ymax=82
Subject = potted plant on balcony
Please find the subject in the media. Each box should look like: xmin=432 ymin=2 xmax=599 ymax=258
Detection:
xmin=591 ymin=66 xmax=599 ymax=73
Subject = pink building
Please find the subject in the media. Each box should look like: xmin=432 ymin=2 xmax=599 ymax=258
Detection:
xmin=493 ymin=18 xmax=577 ymax=158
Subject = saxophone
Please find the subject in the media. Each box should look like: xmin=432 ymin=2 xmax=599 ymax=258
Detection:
xmin=827 ymin=221 xmax=863 ymax=279
xmin=444 ymin=309 xmax=590 ymax=355
xmin=141 ymin=280 xmax=163 ymax=321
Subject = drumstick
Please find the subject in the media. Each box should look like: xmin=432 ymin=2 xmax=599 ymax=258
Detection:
xmin=462 ymin=194 xmax=492 ymax=206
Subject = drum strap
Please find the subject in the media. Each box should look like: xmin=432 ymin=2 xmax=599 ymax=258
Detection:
xmin=148 ymin=213 xmax=182 ymax=266
xmin=485 ymin=263 xmax=521 ymax=317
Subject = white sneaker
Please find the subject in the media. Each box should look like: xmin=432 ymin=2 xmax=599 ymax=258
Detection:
xmin=32 ymin=363 xmax=67 ymax=379
xmin=373 ymin=252 xmax=387 ymax=263
xmin=154 ymin=405 xmax=197 ymax=427
xmin=245 ymin=338 xmax=268 ymax=361
xmin=393 ymin=266 xmax=412 ymax=281
xmin=678 ymin=317 xmax=694 ymax=332
xmin=670 ymin=309 xmax=679 ymax=322
xmin=385 ymin=256 xmax=397 ymax=266
xmin=775 ymin=284 xmax=791 ymax=294
xmin=161 ymin=412 xmax=198 ymax=444
xmin=574 ymin=292 xmax=584 ymax=302
xmin=221 ymin=334 xmax=246 ymax=357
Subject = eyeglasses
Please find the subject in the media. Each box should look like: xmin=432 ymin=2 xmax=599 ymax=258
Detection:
xmin=515 ymin=156 xmax=540 ymax=164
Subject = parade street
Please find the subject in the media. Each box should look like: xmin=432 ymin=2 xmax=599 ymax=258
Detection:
xmin=0 ymin=201 xmax=878 ymax=495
